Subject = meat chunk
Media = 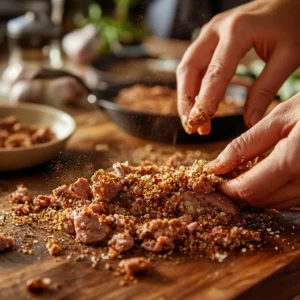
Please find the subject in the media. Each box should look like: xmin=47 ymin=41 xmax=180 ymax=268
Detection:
xmin=63 ymin=212 xmax=76 ymax=235
xmin=187 ymin=222 xmax=198 ymax=234
xmin=141 ymin=236 xmax=175 ymax=253
xmin=138 ymin=219 xmax=187 ymax=241
xmin=73 ymin=207 xmax=110 ymax=244
xmin=108 ymin=232 xmax=134 ymax=256
xmin=119 ymin=257 xmax=150 ymax=276
xmin=33 ymin=195 xmax=52 ymax=209
xmin=176 ymin=191 xmax=237 ymax=219
xmin=166 ymin=152 xmax=195 ymax=167
xmin=0 ymin=234 xmax=14 ymax=251
xmin=206 ymin=226 xmax=262 ymax=250
xmin=52 ymin=185 xmax=86 ymax=209
xmin=92 ymin=170 xmax=122 ymax=201
xmin=69 ymin=178 xmax=92 ymax=200
xmin=113 ymin=161 xmax=131 ymax=178
xmin=9 ymin=184 xmax=32 ymax=204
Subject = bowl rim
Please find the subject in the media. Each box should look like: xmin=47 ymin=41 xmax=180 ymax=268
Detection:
xmin=0 ymin=102 xmax=76 ymax=153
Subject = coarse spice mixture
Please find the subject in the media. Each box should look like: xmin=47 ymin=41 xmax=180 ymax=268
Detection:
xmin=0 ymin=152 xmax=284 ymax=289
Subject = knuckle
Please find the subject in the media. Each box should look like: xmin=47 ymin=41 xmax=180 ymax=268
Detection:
xmin=204 ymin=61 xmax=226 ymax=83
xmin=277 ymin=139 xmax=300 ymax=177
xmin=254 ymin=85 xmax=276 ymax=103
xmin=209 ymin=13 xmax=224 ymax=26
xmin=227 ymin=12 xmax=249 ymax=33
xmin=229 ymin=134 xmax=249 ymax=157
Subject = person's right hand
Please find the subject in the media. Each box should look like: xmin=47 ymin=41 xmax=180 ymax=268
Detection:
xmin=177 ymin=0 xmax=300 ymax=135
xmin=207 ymin=93 xmax=300 ymax=210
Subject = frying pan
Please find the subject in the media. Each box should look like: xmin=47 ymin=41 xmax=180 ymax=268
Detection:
xmin=33 ymin=69 xmax=248 ymax=144
xmin=94 ymin=81 xmax=248 ymax=144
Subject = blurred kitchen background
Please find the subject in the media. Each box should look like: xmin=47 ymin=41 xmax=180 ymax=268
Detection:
xmin=0 ymin=0 xmax=298 ymax=107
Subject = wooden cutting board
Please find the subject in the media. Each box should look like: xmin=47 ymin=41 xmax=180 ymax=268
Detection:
xmin=0 ymin=110 xmax=299 ymax=300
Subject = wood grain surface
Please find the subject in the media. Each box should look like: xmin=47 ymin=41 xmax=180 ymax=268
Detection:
xmin=0 ymin=108 xmax=299 ymax=300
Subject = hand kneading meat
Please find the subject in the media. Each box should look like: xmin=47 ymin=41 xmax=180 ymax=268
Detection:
xmin=8 ymin=159 xmax=273 ymax=262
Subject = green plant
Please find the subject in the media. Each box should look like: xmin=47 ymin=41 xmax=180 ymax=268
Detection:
xmin=83 ymin=1 xmax=147 ymax=54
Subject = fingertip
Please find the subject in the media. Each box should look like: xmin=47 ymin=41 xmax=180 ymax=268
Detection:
xmin=197 ymin=122 xmax=211 ymax=136
xmin=219 ymin=181 xmax=242 ymax=200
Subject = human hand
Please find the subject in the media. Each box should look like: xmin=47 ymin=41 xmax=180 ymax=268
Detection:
xmin=177 ymin=0 xmax=300 ymax=135
xmin=207 ymin=93 xmax=300 ymax=210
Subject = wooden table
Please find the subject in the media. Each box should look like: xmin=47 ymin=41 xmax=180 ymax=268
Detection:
xmin=0 ymin=38 xmax=299 ymax=300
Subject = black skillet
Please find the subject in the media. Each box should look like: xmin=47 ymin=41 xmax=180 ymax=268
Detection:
xmin=94 ymin=81 xmax=248 ymax=144
xmin=33 ymin=69 xmax=248 ymax=144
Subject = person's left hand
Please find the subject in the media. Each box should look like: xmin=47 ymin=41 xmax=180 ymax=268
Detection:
xmin=207 ymin=93 xmax=300 ymax=210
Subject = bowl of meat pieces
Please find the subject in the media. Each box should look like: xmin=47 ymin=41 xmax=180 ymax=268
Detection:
xmin=0 ymin=103 xmax=76 ymax=171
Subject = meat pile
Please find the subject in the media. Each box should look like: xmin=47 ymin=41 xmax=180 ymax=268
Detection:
xmin=0 ymin=116 xmax=56 ymax=149
xmin=115 ymin=84 xmax=241 ymax=117
xmin=8 ymin=159 xmax=267 ymax=263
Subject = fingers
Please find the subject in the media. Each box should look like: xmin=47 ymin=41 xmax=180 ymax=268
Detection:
xmin=273 ymin=198 xmax=300 ymax=211
xmin=259 ymin=179 xmax=300 ymax=207
xmin=219 ymin=145 xmax=292 ymax=202
xmin=220 ymin=120 xmax=300 ymax=208
xmin=177 ymin=29 xmax=218 ymax=132
xmin=244 ymin=46 xmax=300 ymax=127
xmin=186 ymin=34 xmax=252 ymax=134
xmin=207 ymin=101 xmax=297 ymax=174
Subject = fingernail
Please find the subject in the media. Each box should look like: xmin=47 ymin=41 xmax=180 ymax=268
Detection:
xmin=249 ymin=110 xmax=263 ymax=127
xmin=206 ymin=157 xmax=222 ymax=171
xmin=181 ymin=115 xmax=192 ymax=134
xmin=197 ymin=127 xmax=209 ymax=136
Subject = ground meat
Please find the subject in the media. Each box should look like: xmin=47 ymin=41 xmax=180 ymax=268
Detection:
xmin=113 ymin=161 xmax=131 ymax=178
xmin=8 ymin=184 xmax=32 ymax=204
xmin=206 ymin=226 xmax=262 ymax=250
xmin=69 ymin=178 xmax=92 ymax=200
xmin=73 ymin=207 xmax=110 ymax=244
xmin=119 ymin=257 xmax=150 ymax=276
xmin=142 ymin=236 xmax=175 ymax=253
xmin=138 ymin=219 xmax=187 ymax=241
xmin=63 ymin=212 xmax=76 ymax=235
xmin=33 ymin=195 xmax=52 ymax=209
xmin=0 ymin=234 xmax=14 ymax=251
xmin=178 ymin=215 xmax=193 ymax=224
xmin=92 ymin=170 xmax=123 ymax=201
xmin=186 ymin=222 xmax=198 ymax=234
xmin=89 ymin=202 xmax=105 ymax=214
xmin=52 ymin=185 xmax=86 ymax=209
xmin=108 ymin=232 xmax=134 ymax=256
xmin=176 ymin=191 xmax=237 ymax=219
xmin=166 ymin=153 xmax=196 ymax=168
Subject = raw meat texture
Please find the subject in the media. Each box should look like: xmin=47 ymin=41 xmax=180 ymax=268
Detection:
xmin=141 ymin=236 xmax=175 ymax=253
xmin=0 ymin=234 xmax=14 ymax=251
xmin=73 ymin=207 xmax=110 ymax=244
xmin=119 ymin=257 xmax=150 ymax=276
xmin=108 ymin=232 xmax=134 ymax=256
xmin=69 ymin=178 xmax=92 ymax=200
xmin=176 ymin=191 xmax=237 ymax=219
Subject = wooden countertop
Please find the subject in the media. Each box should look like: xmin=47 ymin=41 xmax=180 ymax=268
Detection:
xmin=0 ymin=38 xmax=299 ymax=300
